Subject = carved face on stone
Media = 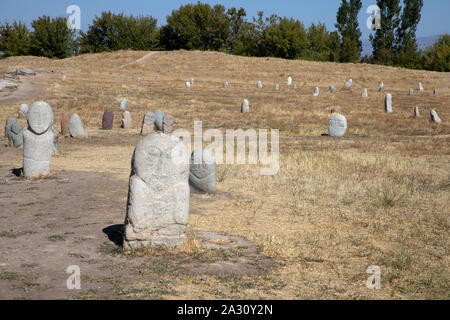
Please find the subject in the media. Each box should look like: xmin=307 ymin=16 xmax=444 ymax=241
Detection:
xmin=144 ymin=112 xmax=155 ymax=125
xmin=190 ymin=149 xmax=216 ymax=179
xmin=27 ymin=101 xmax=53 ymax=135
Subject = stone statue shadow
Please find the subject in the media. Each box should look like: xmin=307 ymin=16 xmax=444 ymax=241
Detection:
xmin=102 ymin=224 xmax=124 ymax=248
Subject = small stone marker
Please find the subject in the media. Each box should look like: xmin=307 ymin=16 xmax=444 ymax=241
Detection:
xmin=362 ymin=88 xmax=368 ymax=98
xmin=102 ymin=109 xmax=114 ymax=130
xmin=189 ymin=148 xmax=216 ymax=195
xmin=344 ymin=79 xmax=353 ymax=88
xmin=241 ymin=99 xmax=250 ymax=113
xmin=6 ymin=118 xmax=23 ymax=147
xmin=137 ymin=78 xmax=141 ymax=86
xmin=286 ymin=77 xmax=293 ymax=86
xmin=414 ymin=106 xmax=420 ymax=117
xmin=378 ymin=82 xmax=384 ymax=92
xmin=141 ymin=112 xmax=156 ymax=136
xmin=330 ymin=86 xmax=336 ymax=94
xmin=18 ymin=104 xmax=29 ymax=119
xmin=121 ymin=111 xmax=132 ymax=129
xmin=190 ymin=78 xmax=194 ymax=85
xmin=61 ymin=75 xmax=66 ymax=82
xmin=275 ymin=84 xmax=280 ymax=91
xmin=69 ymin=113 xmax=88 ymax=138
xmin=418 ymin=82 xmax=424 ymax=91
xmin=23 ymin=101 xmax=54 ymax=177
xmin=313 ymin=87 xmax=319 ymax=97
xmin=61 ymin=112 xmax=71 ymax=136
xmin=434 ymin=89 xmax=438 ymax=95
xmin=185 ymin=81 xmax=191 ymax=88
xmin=409 ymin=88 xmax=414 ymax=96
xmin=123 ymin=133 xmax=190 ymax=250
xmin=120 ymin=75 xmax=125 ymax=82
xmin=223 ymin=82 xmax=229 ymax=88
xmin=156 ymin=74 xmax=160 ymax=80
xmin=293 ymin=84 xmax=297 ymax=89
xmin=119 ymin=99 xmax=128 ymax=111
xmin=257 ymin=81 xmax=263 ymax=89
xmin=163 ymin=114 xmax=174 ymax=134
xmin=328 ymin=114 xmax=347 ymax=137
xmin=154 ymin=110 xmax=165 ymax=131
xmin=430 ymin=110 xmax=442 ymax=124
xmin=385 ymin=94 xmax=393 ymax=113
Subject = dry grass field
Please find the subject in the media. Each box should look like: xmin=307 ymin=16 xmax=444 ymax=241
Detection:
xmin=0 ymin=50 xmax=448 ymax=300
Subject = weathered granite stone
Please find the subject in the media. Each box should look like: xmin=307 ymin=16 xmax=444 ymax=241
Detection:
xmin=163 ymin=114 xmax=174 ymax=134
xmin=385 ymin=94 xmax=393 ymax=113
xmin=18 ymin=104 xmax=29 ymax=119
xmin=257 ymin=81 xmax=263 ymax=89
xmin=293 ymin=84 xmax=297 ymax=89
xmin=328 ymin=114 xmax=347 ymax=137
xmin=189 ymin=148 xmax=216 ymax=195
xmin=223 ymin=82 xmax=229 ymax=88
xmin=344 ymin=79 xmax=353 ymax=88
xmin=69 ymin=113 xmax=88 ymax=138
xmin=190 ymin=78 xmax=194 ymax=85
xmin=330 ymin=86 xmax=336 ymax=94
xmin=275 ymin=84 xmax=280 ymax=90
xmin=120 ymin=75 xmax=125 ymax=82
xmin=286 ymin=77 xmax=293 ymax=86
xmin=154 ymin=110 xmax=165 ymax=131
xmin=362 ymin=88 xmax=368 ymax=98
xmin=119 ymin=99 xmax=128 ymax=111
xmin=418 ymin=82 xmax=424 ymax=91
xmin=7 ymin=120 xmax=23 ymax=147
xmin=23 ymin=102 xmax=54 ymax=177
xmin=434 ymin=89 xmax=438 ymax=95
xmin=61 ymin=75 xmax=66 ymax=81
xmin=51 ymin=125 xmax=59 ymax=155
xmin=102 ymin=109 xmax=114 ymax=130
xmin=123 ymin=133 xmax=190 ymax=250
xmin=430 ymin=110 xmax=442 ymax=124
xmin=61 ymin=112 xmax=71 ymax=136
xmin=141 ymin=112 xmax=156 ymax=136
xmin=5 ymin=117 xmax=18 ymax=137
xmin=409 ymin=88 xmax=414 ymax=96
xmin=378 ymin=82 xmax=384 ymax=92
xmin=313 ymin=87 xmax=319 ymax=97
xmin=414 ymin=106 xmax=420 ymax=117
xmin=121 ymin=111 xmax=132 ymax=129
xmin=185 ymin=81 xmax=191 ymax=88
xmin=241 ymin=99 xmax=250 ymax=113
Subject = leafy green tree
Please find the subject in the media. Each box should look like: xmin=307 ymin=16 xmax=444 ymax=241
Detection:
xmin=335 ymin=0 xmax=363 ymax=62
xmin=370 ymin=0 xmax=402 ymax=65
xmin=227 ymin=7 xmax=247 ymax=53
xmin=30 ymin=16 xmax=76 ymax=58
xmin=306 ymin=23 xmax=331 ymax=61
xmin=0 ymin=21 xmax=32 ymax=57
xmin=79 ymin=12 xmax=159 ymax=53
xmin=423 ymin=34 xmax=450 ymax=72
xmin=328 ymin=31 xmax=341 ymax=62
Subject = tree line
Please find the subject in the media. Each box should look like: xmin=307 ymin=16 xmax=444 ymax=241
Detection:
xmin=0 ymin=1 xmax=448 ymax=71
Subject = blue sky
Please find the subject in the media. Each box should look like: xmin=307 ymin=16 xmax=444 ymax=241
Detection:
xmin=0 ymin=0 xmax=449 ymax=40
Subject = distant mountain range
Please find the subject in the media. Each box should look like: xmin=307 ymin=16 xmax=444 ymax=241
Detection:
xmin=361 ymin=35 xmax=442 ymax=57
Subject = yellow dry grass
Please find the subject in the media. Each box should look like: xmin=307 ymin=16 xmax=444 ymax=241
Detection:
xmin=0 ymin=50 xmax=449 ymax=299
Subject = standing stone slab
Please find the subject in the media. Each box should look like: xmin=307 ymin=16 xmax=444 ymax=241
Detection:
xmin=241 ymin=99 xmax=250 ymax=113
xmin=189 ymin=148 xmax=216 ymax=195
xmin=313 ymin=87 xmax=319 ymax=97
xmin=163 ymin=114 xmax=174 ymax=134
xmin=6 ymin=119 xmax=23 ymax=147
xmin=257 ymin=81 xmax=263 ymax=89
xmin=330 ymin=86 xmax=336 ymax=94
xmin=102 ymin=109 xmax=114 ymax=130
xmin=434 ymin=89 xmax=438 ymax=95
xmin=378 ymin=82 xmax=384 ymax=92
xmin=61 ymin=112 xmax=71 ymax=136
xmin=141 ymin=112 xmax=156 ymax=136
xmin=418 ymin=82 xmax=424 ymax=91
xmin=61 ymin=75 xmax=66 ymax=82
xmin=23 ymin=101 xmax=54 ymax=177
xmin=275 ymin=84 xmax=280 ymax=91
xmin=409 ymin=88 xmax=414 ymax=96
xmin=119 ymin=99 xmax=128 ymax=111
xmin=122 ymin=111 xmax=132 ymax=129
xmin=223 ymin=82 xmax=229 ymax=88
xmin=154 ymin=110 xmax=165 ymax=131
xmin=123 ymin=133 xmax=190 ymax=250
xmin=385 ymin=94 xmax=393 ymax=113
xmin=414 ymin=106 xmax=420 ymax=117
xmin=185 ymin=81 xmax=191 ymax=88
xmin=362 ymin=88 xmax=368 ymax=98
xmin=137 ymin=78 xmax=141 ymax=86
xmin=328 ymin=114 xmax=347 ymax=137
xmin=5 ymin=117 xmax=17 ymax=137
xmin=286 ymin=77 xmax=293 ymax=86
xmin=430 ymin=110 xmax=442 ymax=124
xmin=344 ymin=79 xmax=353 ymax=88
xmin=18 ymin=104 xmax=29 ymax=119
xmin=69 ymin=113 xmax=88 ymax=138
xmin=190 ymin=78 xmax=195 ymax=85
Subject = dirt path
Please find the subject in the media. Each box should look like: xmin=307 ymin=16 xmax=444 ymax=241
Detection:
xmin=118 ymin=51 xmax=160 ymax=69
xmin=0 ymin=73 xmax=55 ymax=104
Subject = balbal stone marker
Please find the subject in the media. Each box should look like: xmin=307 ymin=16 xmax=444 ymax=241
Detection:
xmin=241 ymin=99 xmax=250 ymax=113
xmin=344 ymin=79 xmax=353 ymax=88
xmin=122 ymin=111 xmax=132 ymax=129
xmin=154 ymin=109 xmax=165 ymax=131
xmin=414 ymin=106 xmax=420 ymax=117
xmin=102 ymin=109 xmax=114 ymax=130
xmin=69 ymin=113 xmax=88 ymax=138
xmin=123 ymin=133 xmax=190 ymax=250
xmin=257 ymin=81 xmax=263 ymax=89
xmin=430 ymin=110 xmax=442 ymax=124
xmin=189 ymin=148 xmax=216 ymax=195
xmin=5 ymin=118 xmax=23 ymax=147
xmin=141 ymin=112 xmax=156 ymax=136
xmin=61 ymin=112 xmax=71 ymax=136
xmin=328 ymin=114 xmax=347 ymax=137
xmin=330 ymin=86 xmax=336 ymax=94
xmin=409 ymin=88 xmax=414 ymax=96
xmin=120 ymin=99 xmax=128 ymax=111
xmin=18 ymin=104 xmax=29 ymax=119
xmin=286 ymin=77 xmax=293 ymax=86
xmin=313 ymin=87 xmax=319 ymax=97
xmin=362 ymin=88 xmax=368 ymax=98
xmin=163 ymin=114 xmax=174 ymax=134
xmin=378 ymin=82 xmax=384 ymax=92
xmin=418 ymin=82 xmax=424 ymax=91
xmin=23 ymin=101 xmax=54 ymax=177
xmin=385 ymin=94 xmax=393 ymax=113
